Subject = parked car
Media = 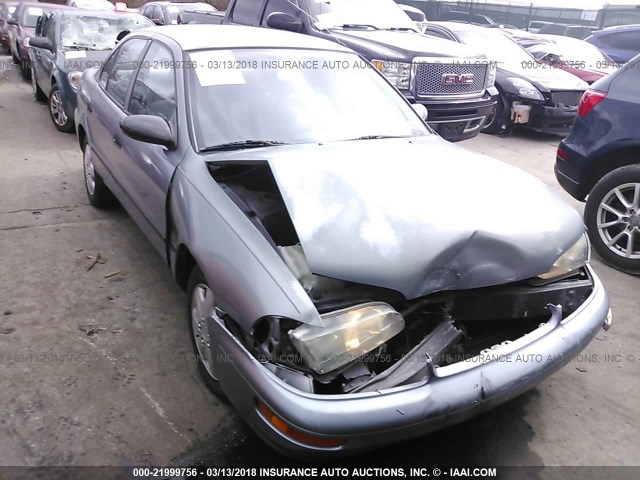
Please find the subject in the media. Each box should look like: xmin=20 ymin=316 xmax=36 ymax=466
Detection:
xmin=423 ymin=22 xmax=588 ymax=135
xmin=138 ymin=1 xmax=216 ymax=25
xmin=537 ymin=23 xmax=598 ymax=40
xmin=528 ymin=20 xmax=554 ymax=34
xmin=586 ymin=25 xmax=640 ymax=65
xmin=556 ymin=55 xmax=640 ymax=274
xmin=29 ymin=9 xmax=152 ymax=132
xmin=0 ymin=1 xmax=19 ymax=52
xmin=76 ymin=24 xmax=610 ymax=457
xmin=525 ymin=35 xmax=617 ymax=85
xmin=6 ymin=2 xmax=71 ymax=79
xmin=67 ymin=0 xmax=117 ymax=10
xmin=437 ymin=10 xmax=495 ymax=26
xmin=202 ymin=0 xmax=499 ymax=143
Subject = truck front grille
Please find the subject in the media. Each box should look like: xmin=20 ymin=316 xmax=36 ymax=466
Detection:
xmin=415 ymin=62 xmax=487 ymax=97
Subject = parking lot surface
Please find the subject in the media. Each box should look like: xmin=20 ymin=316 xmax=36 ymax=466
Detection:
xmin=1 ymin=54 xmax=639 ymax=468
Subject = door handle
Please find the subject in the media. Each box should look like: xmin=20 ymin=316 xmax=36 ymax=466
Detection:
xmin=113 ymin=135 xmax=121 ymax=148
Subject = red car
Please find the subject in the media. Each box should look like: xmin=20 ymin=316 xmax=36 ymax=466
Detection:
xmin=511 ymin=32 xmax=618 ymax=85
xmin=0 ymin=1 xmax=19 ymax=51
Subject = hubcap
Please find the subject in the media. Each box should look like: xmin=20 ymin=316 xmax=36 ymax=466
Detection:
xmin=83 ymin=144 xmax=96 ymax=196
xmin=50 ymin=91 xmax=67 ymax=126
xmin=191 ymin=283 xmax=217 ymax=379
xmin=596 ymin=183 xmax=640 ymax=259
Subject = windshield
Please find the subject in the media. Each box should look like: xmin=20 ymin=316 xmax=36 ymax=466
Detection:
xmin=60 ymin=15 xmax=152 ymax=50
xmin=308 ymin=0 xmax=417 ymax=31
xmin=456 ymin=29 xmax=533 ymax=65
xmin=187 ymin=49 xmax=429 ymax=150
xmin=23 ymin=7 xmax=46 ymax=28
xmin=166 ymin=3 xmax=214 ymax=22
xmin=532 ymin=38 xmax=613 ymax=68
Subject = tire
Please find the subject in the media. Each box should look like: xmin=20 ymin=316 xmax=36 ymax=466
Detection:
xmin=11 ymin=43 xmax=19 ymax=64
xmin=82 ymin=138 xmax=116 ymax=208
xmin=48 ymin=85 xmax=74 ymax=133
xmin=20 ymin=58 xmax=30 ymax=80
xmin=482 ymin=94 xmax=509 ymax=135
xmin=31 ymin=67 xmax=46 ymax=102
xmin=187 ymin=266 xmax=225 ymax=397
xmin=584 ymin=165 xmax=640 ymax=275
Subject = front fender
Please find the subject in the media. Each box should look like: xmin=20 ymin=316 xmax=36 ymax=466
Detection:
xmin=168 ymin=158 xmax=323 ymax=331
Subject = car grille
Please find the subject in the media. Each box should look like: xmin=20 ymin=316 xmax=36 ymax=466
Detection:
xmin=551 ymin=91 xmax=583 ymax=107
xmin=415 ymin=62 xmax=487 ymax=97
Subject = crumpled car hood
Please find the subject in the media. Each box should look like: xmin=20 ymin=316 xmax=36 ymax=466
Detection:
xmin=210 ymin=137 xmax=585 ymax=299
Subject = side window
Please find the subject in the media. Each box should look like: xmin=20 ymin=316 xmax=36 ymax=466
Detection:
xmin=230 ymin=0 xmax=262 ymax=25
xmin=152 ymin=6 xmax=164 ymax=22
xmin=104 ymin=38 xmax=148 ymax=107
xmin=128 ymin=42 xmax=176 ymax=124
xmin=603 ymin=31 xmax=640 ymax=51
xmin=262 ymin=0 xmax=298 ymax=25
xmin=423 ymin=29 xmax=450 ymax=40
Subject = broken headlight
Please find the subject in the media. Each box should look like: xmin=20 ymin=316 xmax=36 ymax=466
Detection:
xmin=539 ymin=233 xmax=590 ymax=280
xmin=289 ymin=302 xmax=405 ymax=374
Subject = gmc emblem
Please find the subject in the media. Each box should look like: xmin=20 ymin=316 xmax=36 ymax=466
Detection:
xmin=442 ymin=73 xmax=475 ymax=85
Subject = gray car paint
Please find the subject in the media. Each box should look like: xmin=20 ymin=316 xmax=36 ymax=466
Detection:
xmin=74 ymin=26 xmax=610 ymax=456
xmin=203 ymin=137 xmax=585 ymax=299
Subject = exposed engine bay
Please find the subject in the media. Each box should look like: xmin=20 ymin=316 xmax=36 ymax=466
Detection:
xmin=209 ymin=162 xmax=594 ymax=394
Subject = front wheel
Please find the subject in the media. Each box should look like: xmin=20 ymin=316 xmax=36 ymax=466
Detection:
xmin=584 ymin=165 xmax=640 ymax=274
xmin=48 ymin=85 xmax=74 ymax=133
xmin=20 ymin=58 xmax=30 ymax=80
xmin=82 ymin=139 xmax=115 ymax=208
xmin=187 ymin=266 xmax=225 ymax=397
xmin=482 ymin=95 xmax=509 ymax=135
xmin=32 ymin=67 xmax=46 ymax=102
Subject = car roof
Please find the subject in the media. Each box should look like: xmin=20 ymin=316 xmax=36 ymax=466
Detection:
xmin=598 ymin=24 xmax=640 ymax=32
xmin=429 ymin=21 xmax=493 ymax=33
xmin=143 ymin=24 xmax=354 ymax=53
xmin=58 ymin=9 xmax=145 ymax=18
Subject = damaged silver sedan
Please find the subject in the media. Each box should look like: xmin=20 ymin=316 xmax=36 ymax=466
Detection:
xmin=75 ymin=25 xmax=612 ymax=457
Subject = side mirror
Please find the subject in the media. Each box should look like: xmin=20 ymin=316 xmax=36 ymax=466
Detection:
xmin=412 ymin=103 xmax=428 ymax=121
xmin=266 ymin=12 xmax=302 ymax=33
xmin=7 ymin=18 xmax=17 ymax=26
xmin=29 ymin=36 xmax=54 ymax=52
xmin=120 ymin=115 xmax=175 ymax=149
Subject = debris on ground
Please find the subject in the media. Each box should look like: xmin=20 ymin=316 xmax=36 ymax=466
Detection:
xmin=85 ymin=253 xmax=105 ymax=271
xmin=3 ymin=310 xmax=11 ymax=316
xmin=576 ymin=367 xmax=587 ymax=373
xmin=104 ymin=270 xmax=121 ymax=279
xmin=0 ymin=327 xmax=15 ymax=334
xmin=78 ymin=324 xmax=107 ymax=337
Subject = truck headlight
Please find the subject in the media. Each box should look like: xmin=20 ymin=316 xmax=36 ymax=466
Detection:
xmin=289 ymin=302 xmax=405 ymax=374
xmin=486 ymin=61 xmax=497 ymax=88
xmin=539 ymin=234 xmax=590 ymax=280
xmin=371 ymin=60 xmax=411 ymax=90
xmin=68 ymin=71 xmax=82 ymax=90
xmin=508 ymin=77 xmax=544 ymax=101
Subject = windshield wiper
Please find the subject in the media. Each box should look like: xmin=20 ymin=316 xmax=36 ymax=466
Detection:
xmin=384 ymin=27 xmax=415 ymax=31
xmin=344 ymin=135 xmax=409 ymax=141
xmin=335 ymin=23 xmax=379 ymax=30
xmin=199 ymin=140 xmax=289 ymax=153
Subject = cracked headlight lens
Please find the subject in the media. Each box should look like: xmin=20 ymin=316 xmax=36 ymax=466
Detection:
xmin=68 ymin=71 xmax=82 ymax=90
xmin=539 ymin=233 xmax=590 ymax=280
xmin=508 ymin=77 xmax=545 ymax=101
xmin=289 ymin=302 xmax=405 ymax=374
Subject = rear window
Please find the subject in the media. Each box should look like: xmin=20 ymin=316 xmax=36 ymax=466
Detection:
xmin=23 ymin=7 xmax=45 ymax=28
xmin=599 ymin=30 xmax=640 ymax=51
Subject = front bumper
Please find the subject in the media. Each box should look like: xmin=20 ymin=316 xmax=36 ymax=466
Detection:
xmin=209 ymin=264 xmax=610 ymax=458
xmin=527 ymin=102 xmax=578 ymax=136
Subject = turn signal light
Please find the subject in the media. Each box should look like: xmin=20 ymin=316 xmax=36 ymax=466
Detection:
xmin=556 ymin=146 xmax=569 ymax=161
xmin=256 ymin=400 xmax=344 ymax=449
xmin=577 ymin=89 xmax=606 ymax=118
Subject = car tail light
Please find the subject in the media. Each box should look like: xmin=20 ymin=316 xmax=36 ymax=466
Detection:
xmin=577 ymin=89 xmax=606 ymax=118
xmin=557 ymin=146 xmax=569 ymax=161
xmin=114 ymin=2 xmax=127 ymax=12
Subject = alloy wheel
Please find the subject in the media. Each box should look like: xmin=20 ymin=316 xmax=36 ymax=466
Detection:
xmin=50 ymin=90 xmax=67 ymax=126
xmin=596 ymin=183 xmax=640 ymax=259
xmin=191 ymin=283 xmax=218 ymax=380
xmin=83 ymin=144 xmax=96 ymax=196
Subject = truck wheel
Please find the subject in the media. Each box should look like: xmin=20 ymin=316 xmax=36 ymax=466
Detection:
xmin=584 ymin=165 xmax=640 ymax=274
xmin=482 ymin=95 xmax=508 ymax=135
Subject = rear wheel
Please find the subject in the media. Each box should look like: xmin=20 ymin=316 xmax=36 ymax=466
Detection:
xmin=31 ymin=67 xmax=46 ymax=102
xmin=11 ymin=43 xmax=19 ymax=64
xmin=585 ymin=165 xmax=640 ymax=274
xmin=20 ymin=58 xmax=30 ymax=80
xmin=82 ymin=138 xmax=116 ymax=208
xmin=187 ymin=266 xmax=224 ymax=397
xmin=48 ymin=85 xmax=74 ymax=133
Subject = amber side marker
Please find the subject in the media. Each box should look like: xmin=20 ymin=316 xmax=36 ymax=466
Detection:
xmin=256 ymin=400 xmax=345 ymax=449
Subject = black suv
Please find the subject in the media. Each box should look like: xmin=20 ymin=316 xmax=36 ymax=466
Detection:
xmin=556 ymin=55 xmax=640 ymax=274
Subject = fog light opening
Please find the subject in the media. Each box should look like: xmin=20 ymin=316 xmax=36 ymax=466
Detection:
xmin=256 ymin=400 xmax=344 ymax=449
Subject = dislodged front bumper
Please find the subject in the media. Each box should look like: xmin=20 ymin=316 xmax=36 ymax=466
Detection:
xmin=527 ymin=102 xmax=579 ymax=136
xmin=209 ymin=264 xmax=610 ymax=458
